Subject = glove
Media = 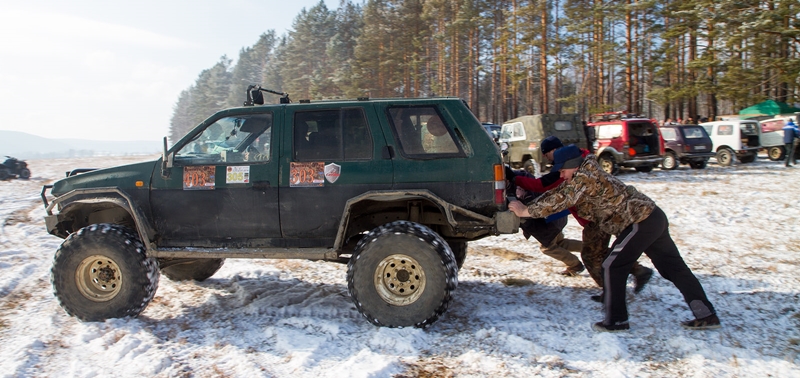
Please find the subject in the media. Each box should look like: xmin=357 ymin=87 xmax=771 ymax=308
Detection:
xmin=505 ymin=165 xmax=516 ymax=180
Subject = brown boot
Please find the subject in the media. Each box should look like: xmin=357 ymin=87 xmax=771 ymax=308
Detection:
xmin=560 ymin=262 xmax=585 ymax=277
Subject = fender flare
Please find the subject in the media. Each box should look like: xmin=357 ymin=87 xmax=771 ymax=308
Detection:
xmin=333 ymin=189 xmax=495 ymax=250
xmin=45 ymin=187 xmax=157 ymax=253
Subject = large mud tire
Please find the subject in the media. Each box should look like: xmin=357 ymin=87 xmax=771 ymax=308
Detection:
xmin=0 ymin=167 xmax=9 ymax=180
xmin=716 ymin=148 xmax=734 ymax=166
xmin=661 ymin=152 xmax=678 ymax=170
xmin=51 ymin=224 xmax=159 ymax=321
xmin=159 ymin=258 xmax=225 ymax=281
xmin=445 ymin=240 xmax=467 ymax=269
xmin=347 ymin=221 xmax=458 ymax=328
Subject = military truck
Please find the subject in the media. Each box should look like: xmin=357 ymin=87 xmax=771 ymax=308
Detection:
xmin=41 ymin=86 xmax=519 ymax=328
xmin=498 ymin=114 xmax=586 ymax=176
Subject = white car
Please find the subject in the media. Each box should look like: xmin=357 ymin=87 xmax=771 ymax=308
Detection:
xmin=699 ymin=120 xmax=761 ymax=166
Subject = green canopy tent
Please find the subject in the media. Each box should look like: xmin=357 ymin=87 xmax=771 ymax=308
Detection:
xmin=738 ymin=100 xmax=800 ymax=117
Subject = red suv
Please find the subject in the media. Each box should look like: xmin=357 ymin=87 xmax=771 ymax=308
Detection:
xmin=588 ymin=113 xmax=665 ymax=174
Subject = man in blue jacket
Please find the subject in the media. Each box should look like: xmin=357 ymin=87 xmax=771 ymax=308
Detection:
xmin=783 ymin=119 xmax=799 ymax=167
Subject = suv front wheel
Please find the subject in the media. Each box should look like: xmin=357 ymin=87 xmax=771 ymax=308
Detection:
xmin=716 ymin=148 xmax=734 ymax=166
xmin=347 ymin=221 xmax=458 ymax=328
xmin=598 ymin=154 xmax=620 ymax=175
xmin=51 ymin=224 xmax=159 ymax=321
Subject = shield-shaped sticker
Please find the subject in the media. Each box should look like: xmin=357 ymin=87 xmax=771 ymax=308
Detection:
xmin=324 ymin=163 xmax=341 ymax=183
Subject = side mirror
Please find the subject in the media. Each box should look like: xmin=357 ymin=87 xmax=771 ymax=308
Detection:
xmin=500 ymin=142 xmax=509 ymax=156
xmin=161 ymin=137 xmax=173 ymax=178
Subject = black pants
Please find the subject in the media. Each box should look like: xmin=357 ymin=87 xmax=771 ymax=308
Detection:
xmin=786 ymin=142 xmax=797 ymax=166
xmin=601 ymin=206 xmax=715 ymax=324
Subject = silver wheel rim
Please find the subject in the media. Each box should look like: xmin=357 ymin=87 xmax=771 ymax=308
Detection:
xmin=664 ymin=154 xmax=675 ymax=169
xmin=373 ymin=254 xmax=426 ymax=306
xmin=76 ymin=255 xmax=122 ymax=302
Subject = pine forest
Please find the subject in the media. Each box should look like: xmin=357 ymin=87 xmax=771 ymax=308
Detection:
xmin=169 ymin=0 xmax=800 ymax=142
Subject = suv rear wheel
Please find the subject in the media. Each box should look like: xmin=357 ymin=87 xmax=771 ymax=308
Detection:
xmin=347 ymin=221 xmax=458 ymax=328
xmin=768 ymin=146 xmax=785 ymax=161
xmin=51 ymin=224 xmax=159 ymax=321
xmin=661 ymin=152 xmax=678 ymax=170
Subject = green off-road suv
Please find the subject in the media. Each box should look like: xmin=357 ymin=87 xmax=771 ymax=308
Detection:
xmin=41 ymin=86 xmax=519 ymax=328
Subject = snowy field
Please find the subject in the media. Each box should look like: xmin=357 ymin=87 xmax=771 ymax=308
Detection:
xmin=0 ymin=154 xmax=799 ymax=377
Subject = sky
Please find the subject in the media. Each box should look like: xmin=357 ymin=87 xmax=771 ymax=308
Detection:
xmin=0 ymin=0 xmax=340 ymax=141
xmin=1 ymin=154 xmax=799 ymax=376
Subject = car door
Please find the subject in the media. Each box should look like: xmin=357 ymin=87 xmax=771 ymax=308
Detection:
xmin=278 ymin=104 xmax=393 ymax=246
xmin=149 ymin=110 xmax=281 ymax=246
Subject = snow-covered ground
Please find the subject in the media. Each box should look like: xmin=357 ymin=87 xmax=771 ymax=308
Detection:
xmin=1 ymin=155 xmax=799 ymax=377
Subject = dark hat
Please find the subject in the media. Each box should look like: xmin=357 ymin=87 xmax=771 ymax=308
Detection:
xmin=540 ymin=136 xmax=563 ymax=154
xmin=551 ymin=144 xmax=584 ymax=172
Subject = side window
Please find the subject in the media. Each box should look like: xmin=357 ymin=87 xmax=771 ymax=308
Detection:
xmin=683 ymin=127 xmax=705 ymax=139
xmin=660 ymin=128 xmax=677 ymax=141
xmin=175 ymin=114 xmax=272 ymax=165
xmin=294 ymin=108 xmax=372 ymax=161
xmin=596 ymin=124 xmax=623 ymax=139
xmin=388 ymin=106 xmax=462 ymax=157
xmin=718 ymin=125 xmax=733 ymax=135
xmin=554 ymin=121 xmax=573 ymax=131
xmin=740 ymin=123 xmax=758 ymax=135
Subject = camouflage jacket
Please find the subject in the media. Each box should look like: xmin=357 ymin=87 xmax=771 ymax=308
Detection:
xmin=524 ymin=155 xmax=655 ymax=236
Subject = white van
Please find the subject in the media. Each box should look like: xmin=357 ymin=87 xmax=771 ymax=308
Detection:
xmin=699 ymin=120 xmax=761 ymax=166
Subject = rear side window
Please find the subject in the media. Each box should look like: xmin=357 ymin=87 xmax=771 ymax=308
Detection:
xmin=554 ymin=121 xmax=573 ymax=131
xmin=740 ymin=122 xmax=759 ymax=135
xmin=388 ymin=106 xmax=463 ymax=157
xmin=596 ymin=124 xmax=623 ymax=139
xmin=294 ymin=108 xmax=373 ymax=162
xmin=718 ymin=125 xmax=733 ymax=135
xmin=500 ymin=122 xmax=525 ymax=140
xmin=660 ymin=128 xmax=677 ymax=141
xmin=682 ymin=127 xmax=707 ymax=139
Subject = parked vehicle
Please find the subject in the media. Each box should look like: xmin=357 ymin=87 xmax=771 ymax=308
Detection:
xmin=587 ymin=113 xmax=664 ymax=174
xmin=499 ymin=114 xmax=585 ymax=176
xmin=699 ymin=120 xmax=761 ymax=166
xmin=0 ymin=156 xmax=31 ymax=180
xmin=758 ymin=116 xmax=793 ymax=161
xmin=658 ymin=125 xmax=715 ymax=169
xmin=482 ymin=122 xmax=501 ymax=143
xmin=41 ymin=86 xmax=519 ymax=328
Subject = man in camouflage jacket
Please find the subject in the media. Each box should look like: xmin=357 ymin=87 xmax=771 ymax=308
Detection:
xmin=508 ymin=145 xmax=720 ymax=332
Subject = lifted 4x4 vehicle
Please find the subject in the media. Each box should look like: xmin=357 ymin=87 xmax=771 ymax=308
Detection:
xmin=41 ymin=86 xmax=519 ymax=328
xmin=588 ymin=112 xmax=665 ymax=175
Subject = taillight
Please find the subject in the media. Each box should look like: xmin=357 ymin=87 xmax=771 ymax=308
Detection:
xmin=628 ymin=147 xmax=637 ymax=156
xmin=683 ymin=144 xmax=691 ymax=153
xmin=494 ymin=164 xmax=505 ymax=204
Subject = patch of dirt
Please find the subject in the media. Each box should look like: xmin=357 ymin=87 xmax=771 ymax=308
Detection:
xmin=395 ymin=356 xmax=454 ymax=378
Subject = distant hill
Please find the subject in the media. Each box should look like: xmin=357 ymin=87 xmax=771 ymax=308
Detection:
xmin=0 ymin=130 xmax=161 ymax=160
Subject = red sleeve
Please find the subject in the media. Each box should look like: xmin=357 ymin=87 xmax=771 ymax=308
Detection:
xmin=569 ymin=207 xmax=590 ymax=226
xmin=515 ymin=175 xmax=564 ymax=193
